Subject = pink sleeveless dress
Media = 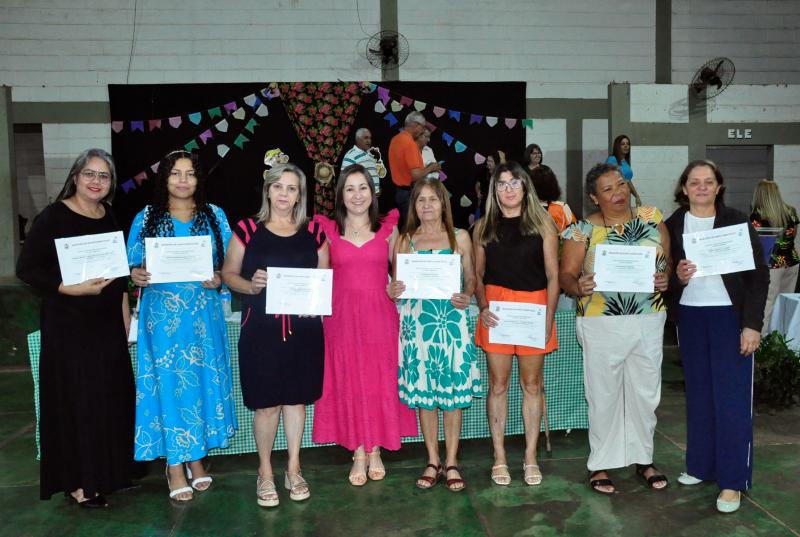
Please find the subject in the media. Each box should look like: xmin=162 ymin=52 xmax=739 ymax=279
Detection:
xmin=312 ymin=209 xmax=418 ymax=450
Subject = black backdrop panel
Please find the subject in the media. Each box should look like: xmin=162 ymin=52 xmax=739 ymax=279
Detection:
xmin=109 ymin=82 xmax=524 ymax=231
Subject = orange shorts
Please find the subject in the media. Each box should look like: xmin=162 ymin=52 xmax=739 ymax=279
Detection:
xmin=475 ymin=284 xmax=558 ymax=356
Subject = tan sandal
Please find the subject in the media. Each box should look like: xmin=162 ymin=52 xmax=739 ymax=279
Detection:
xmin=284 ymin=470 xmax=310 ymax=501
xmin=523 ymin=463 xmax=542 ymax=486
xmin=491 ymin=464 xmax=511 ymax=486
xmin=256 ymin=475 xmax=279 ymax=507
xmin=349 ymin=455 xmax=368 ymax=486
xmin=367 ymin=449 xmax=386 ymax=481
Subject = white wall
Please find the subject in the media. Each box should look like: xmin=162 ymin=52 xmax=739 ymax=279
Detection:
xmin=774 ymin=145 xmax=800 ymax=210
xmin=631 ymin=145 xmax=688 ymax=216
xmin=630 ymin=84 xmax=689 ymax=123
xmin=706 ymin=85 xmax=800 ymax=123
xmin=526 ymin=119 xmax=566 ymax=195
xmin=41 ymin=124 xmax=111 ymax=202
xmin=672 ymin=0 xmax=800 ymax=85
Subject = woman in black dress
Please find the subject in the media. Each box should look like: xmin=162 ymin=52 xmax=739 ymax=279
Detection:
xmin=222 ymin=163 xmax=328 ymax=508
xmin=16 ymin=148 xmax=137 ymax=507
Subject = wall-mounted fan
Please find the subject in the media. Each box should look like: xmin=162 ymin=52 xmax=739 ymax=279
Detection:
xmin=366 ymin=31 xmax=409 ymax=69
xmin=691 ymin=57 xmax=735 ymax=99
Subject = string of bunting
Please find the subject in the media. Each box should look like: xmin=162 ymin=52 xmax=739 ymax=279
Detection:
xmin=118 ymin=88 xmax=276 ymax=193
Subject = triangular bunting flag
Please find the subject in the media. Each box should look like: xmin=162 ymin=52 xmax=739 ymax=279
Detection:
xmin=260 ymin=88 xmax=271 ymax=99
xmin=184 ymin=140 xmax=200 ymax=152
xmin=148 ymin=119 xmax=162 ymax=131
xmin=217 ymin=144 xmax=230 ymax=158
xmin=442 ymin=132 xmax=454 ymax=146
xmin=199 ymin=129 xmax=214 ymax=144
xmin=374 ymin=100 xmax=386 ymax=114
xmin=244 ymin=118 xmax=258 ymax=133
xmin=121 ymin=178 xmax=136 ymax=193
xmin=454 ymin=141 xmax=467 ymax=153
xmin=438 ymin=170 xmax=447 ymax=182
xmin=474 ymin=153 xmax=486 ymax=165
xmin=367 ymin=83 xmax=377 ymax=93
xmin=188 ymin=112 xmax=202 ymax=125
xmin=151 ymin=162 xmax=160 ymax=173
xmin=470 ymin=114 xmax=483 ymax=125
xmin=133 ymin=171 xmax=147 ymax=186
xmin=485 ymin=116 xmax=498 ymax=127
xmin=522 ymin=119 xmax=534 ymax=129
xmin=414 ymin=100 xmax=426 ymax=111
xmin=243 ymin=94 xmax=257 ymax=107
xmin=390 ymin=100 xmax=402 ymax=112
xmin=399 ymin=96 xmax=413 ymax=107
xmin=111 ymin=121 xmax=123 ymax=133
xmin=448 ymin=110 xmax=461 ymax=122
xmin=208 ymin=107 xmax=222 ymax=119
xmin=377 ymin=86 xmax=390 ymax=105
xmin=433 ymin=106 xmax=446 ymax=118
xmin=384 ymin=112 xmax=398 ymax=128
xmin=505 ymin=118 xmax=517 ymax=128
xmin=254 ymin=103 xmax=269 ymax=117
xmin=232 ymin=107 xmax=246 ymax=120
xmin=224 ymin=101 xmax=237 ymax=113
xmin=131 ymin=121 xmax=144 ymax=132
xmin=215 ymin=119 xmax=229 ymax=133
xmin=169 ymin=116 xmax=182 ymax=128
xmin=233 ymin=133 xmax=249 ymax=149
xmin=425 ymin=121 xmax=437 ymax=133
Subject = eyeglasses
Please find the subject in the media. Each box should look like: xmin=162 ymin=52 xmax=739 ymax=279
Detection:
xmin=495 ymin=179 xmax=523 ymax=192
xmin=79 ymin=169 xmax=112 ymax=182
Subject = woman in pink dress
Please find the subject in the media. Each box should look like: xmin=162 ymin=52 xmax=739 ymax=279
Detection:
xmin=312 ymin=164 xmax=418 ymax=486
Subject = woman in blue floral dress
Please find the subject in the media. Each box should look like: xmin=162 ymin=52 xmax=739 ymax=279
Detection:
xmin=389 ymin=178 xmax=480 ymax=492
xmin=127 ymin=150 xmax=237 ymax=503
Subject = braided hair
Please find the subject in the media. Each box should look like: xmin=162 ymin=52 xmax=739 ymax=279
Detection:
xmin=139 ymin=150 xmax=225 ymax=269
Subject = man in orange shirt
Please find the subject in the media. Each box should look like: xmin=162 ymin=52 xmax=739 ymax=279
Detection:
xmin=388 ymin=111 xmax=441 ymax=228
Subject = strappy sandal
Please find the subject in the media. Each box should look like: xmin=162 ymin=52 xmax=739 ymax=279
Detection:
xmin=415 ymin=464 xmax=442 ymax=489
xmin=635 ymin=464 xmax=668 ymax=490
xmin=523 ymin=463 xmax=543 ymax=486
xmin=349 ymin=455 xmax=368 ymax=486
xmin=186 ymin=464 xmax=213 ymax=492
xmin=588 ymin=470 xmax=615 ymax=495
xmin=367 ymin=449 xmax=386 ymax=481
xmin=256 ymin=475 xmax=279 ymax=507
xmin=445 ymin=466 xmax=466 ymax=492
xmin=490 ymin=464 xmax=511 ymax=486
xmin=284 ymin=470 xmax=310 ymax=501
xmin=166 ymin=464 xmax=193 ymax=503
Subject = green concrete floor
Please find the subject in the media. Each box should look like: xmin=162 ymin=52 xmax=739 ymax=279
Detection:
xmin=1 ymin=285 xmax=799 ymax=537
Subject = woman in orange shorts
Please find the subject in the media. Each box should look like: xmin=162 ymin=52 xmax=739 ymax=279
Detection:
xmin=473 ymin=161 xmax=559 ymax=487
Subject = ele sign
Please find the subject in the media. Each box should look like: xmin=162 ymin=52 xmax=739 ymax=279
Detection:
xmin=727 ymin=128 xmax=752 ymax=139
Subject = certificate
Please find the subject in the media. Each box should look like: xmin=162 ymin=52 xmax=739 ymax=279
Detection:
xmin=593 ymin=244 xmax=656 ymax=293
xmin=396 ymin=253 xmax=461 ymax=299
xmin=683 ymin=223 xmax=754 ymax=277
xmin=54 ymin=231 xmax=130 ymax=286
xmin=265 ymin=267 xmax=333 ymax=316
xmin=145 ymin=236 xmax=214 ymax=284
xmin=488 ymin=301 xmax=547 ymax=349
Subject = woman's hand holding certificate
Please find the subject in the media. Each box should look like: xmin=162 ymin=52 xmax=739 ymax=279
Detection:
xmin=487 ymin=301 xmax=547 ymax=349
xmin=55 ymin=231 xmax=130 ymax=286
xmin=264 ymin=267 xmax=333 ymax=316
xmin=682 ymin=223 xmax=754 ymax=277
xmin=395 ymin=253 xmax=461 ymax=299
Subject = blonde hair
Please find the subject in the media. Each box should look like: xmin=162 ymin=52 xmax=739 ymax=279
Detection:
xmin=751 ymin=179 xmax=797 ymax=229
xmin=403 ymin=178 xmax=458 ymax=252
xmin=256 ymin=163 xmax=308 ymax=226
xmin=478 ymin=161 xmax=556 ymax=245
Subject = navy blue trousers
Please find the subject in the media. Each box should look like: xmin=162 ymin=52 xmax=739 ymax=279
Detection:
xmin=678 ymin=305 xmax=754 ymax=490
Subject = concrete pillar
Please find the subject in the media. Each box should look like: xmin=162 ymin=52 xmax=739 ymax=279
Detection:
xmin=0 ymin=86 xmax=19 ymax=278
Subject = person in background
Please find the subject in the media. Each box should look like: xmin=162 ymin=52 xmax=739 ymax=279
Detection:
xmin=343 ymin=128 xmax=384 ymax=196
xmin=417 ymin=127 xmax=440 ymax=180
xmin=523 ymin=144 xmax=543 ymax=173
xmin=606 ymin=134 xmax=642 ymax=206
xmin=560 ymin=163 xmax=670 ymax=496
xmin=221 ymin=163 xmax=328 ymax=507
xmin=388 ymin=111 xmax=441 ymax=227
xmin=128 ymin=150 xmax=237 ymax=504
xmin=474 ymin=152 xmax=500 ymax=220
xmin=529 ymin=165 xmax=576 ymax=233
xmin=666 ymin=160 xmax=769 ymax=513
xmin=750 ymin=178 xmax=799 ymax=333
xmin=17 ymin=148 xmax=138 ymax=507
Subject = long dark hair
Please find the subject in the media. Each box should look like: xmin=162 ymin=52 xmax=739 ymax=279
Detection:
xmin=529 ymin=164 xmax=561 ymax=203
xmin=139 ymin=150 xmax=225 ymax=269
xmin=611 ymin=134 xmax=631 ymax=164
xmin=56 ymin=148 xmax=117 ymax=203
xmin=334 ymin=164 xmax=379 ymax=235
xmin=673 ymin=159 xmax=726 ymax=209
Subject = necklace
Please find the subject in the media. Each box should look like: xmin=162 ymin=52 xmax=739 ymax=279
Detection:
xmin=347 ymin=220 xmax=370 ymax=237
xmin=601 ymin=207 xmax=635 ymax=239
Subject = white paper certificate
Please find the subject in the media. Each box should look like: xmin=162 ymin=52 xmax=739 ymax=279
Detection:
xmin=54 ymin=231 xmax=130 ymax=285
xmin=145 ymin=236 xmax=214 ymax=284
xmin=488 ymin=301 xmax=547 ymax=349
xmin=683 ymin=223 xmax=754 ymax=277
xmin=265 ymin=267 xmax=333 ymax=316
xmin=396 ymin=253 xmax=461 ymax=299
xmin=593 ymin=244 xmax=656 ymax=293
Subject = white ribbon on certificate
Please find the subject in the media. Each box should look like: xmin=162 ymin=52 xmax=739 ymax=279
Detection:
xmin=265 ymin=267 xmax=333 ymax=316
xmin=593 ymin=244 xmax=656 ymax=293
xmin=683 ymin=223 xmax=755 ymax=277
xmin=396 ymin=253 xmax=461 ymax=299
xmin=54 ymin=231 xmax=130 ymax=286
xmin=488 ymin=301 xmax=546 ymax=349
xmin=145 ymin=235 xmax=214 ymax=284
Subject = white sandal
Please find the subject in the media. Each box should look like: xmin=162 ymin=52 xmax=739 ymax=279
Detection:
xmin=285 ymin=470 xmax=311 ymax=501
xmin=257 ymin=476 xmax=279 ymax=508
xmin=523 ymin=463 xmax=543 ymax=486
xmin=166 ymin=464 xmax=193 ymax=503
xmin=186 ymin=465 xmax=213 ymax=491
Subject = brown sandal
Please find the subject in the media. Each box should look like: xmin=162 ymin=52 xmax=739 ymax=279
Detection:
xmin=445 ymin=466 xmax=466 ymax=492
xmin=415 ymin=464 xmax=442 ymax=489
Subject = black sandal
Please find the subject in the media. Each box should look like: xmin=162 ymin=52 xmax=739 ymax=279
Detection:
xmin=588 ymin=470 xmax=615 ymax=495
xmin=415 ymin=464 xmax=442 ymax=489
xmin=635 ymin=464 xmax=669 ymax=490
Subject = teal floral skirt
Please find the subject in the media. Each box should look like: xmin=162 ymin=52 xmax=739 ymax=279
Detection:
xmin=398 ymin=298 xmax=482 ymax=411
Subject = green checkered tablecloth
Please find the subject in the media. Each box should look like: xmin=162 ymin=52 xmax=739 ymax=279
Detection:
xmin=28 ymin=308 xmax=587 ymax=458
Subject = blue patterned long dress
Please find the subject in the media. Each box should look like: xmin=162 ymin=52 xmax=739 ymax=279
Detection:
xmin=126 ymin=204 xmax=238 ymax=464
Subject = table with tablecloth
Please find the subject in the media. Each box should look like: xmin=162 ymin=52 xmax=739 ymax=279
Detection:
xmin=28 ymin=307 xmax=587 ymax=457
xmin=769 ymin=293 xmax=800 ymax=351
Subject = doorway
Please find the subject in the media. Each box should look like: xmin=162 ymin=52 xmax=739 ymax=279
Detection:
xmin=705 ymin=145 xmax=772 ymax=215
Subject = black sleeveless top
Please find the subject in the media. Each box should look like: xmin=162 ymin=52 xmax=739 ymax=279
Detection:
xmin=483 ymin=216 xmax=547 ymax=291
